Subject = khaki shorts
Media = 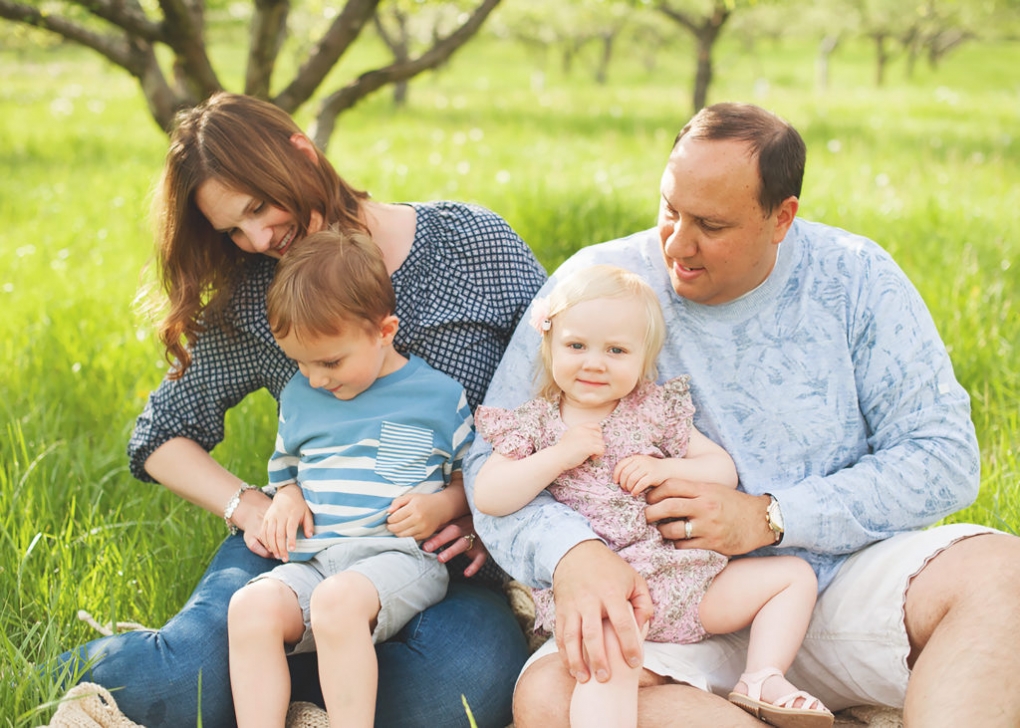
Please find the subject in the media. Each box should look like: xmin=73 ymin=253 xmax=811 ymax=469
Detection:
xmin=523 ymin=523 xmax=998 ymax=710
xmin=252 ymin=536 xmax=448 ymax=654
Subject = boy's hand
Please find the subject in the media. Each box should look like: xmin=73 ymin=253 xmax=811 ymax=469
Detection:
xmin=614 ymin=455 xmax=669 ymax=496
xmin=387 ymin=493 xmax=446 ymax=540
xmin=260 ymin=484 xmax=313 ymax=561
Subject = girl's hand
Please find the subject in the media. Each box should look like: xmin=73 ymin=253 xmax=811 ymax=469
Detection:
xmin=387 ymin=493 xmax=445 ymax=540
xmin=422 ymin=514 xmax=489 ymax=577
xmin=614 ymin=455 xmax=669 ymax=496
xmin=556 ymin=422 xmax=606 ymax=470
xmin=260 ymin=484 xmax=314 ymax=562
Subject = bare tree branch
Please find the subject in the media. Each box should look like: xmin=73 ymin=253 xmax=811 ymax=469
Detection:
xmin=75 ymin=0 xmax=164 ymax=41
xmin=157 ymin=0 xmax=220 ymax=99
xmin=245 ymin=0 xmax=290 ymax=98
xmin=0 ymin=0 xmax=139 ymax=68
xmin=273 ymin=0 xmax=383 ymax=113
xmin=309 ymin=0 xmax=502 ymax=149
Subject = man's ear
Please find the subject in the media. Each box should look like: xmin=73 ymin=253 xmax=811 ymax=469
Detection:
xmin=289 ymin=133 xmax=319 ymax=165
xmin=772 ymin=196 xmax=799 ymax=244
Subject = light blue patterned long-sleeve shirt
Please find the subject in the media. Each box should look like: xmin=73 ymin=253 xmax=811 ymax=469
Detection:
xmin=463 ymin=219 xmax=980 ymax=591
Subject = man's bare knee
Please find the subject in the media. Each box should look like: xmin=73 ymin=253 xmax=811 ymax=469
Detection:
xmin=514 ymin=654 xmax=574 ymax=728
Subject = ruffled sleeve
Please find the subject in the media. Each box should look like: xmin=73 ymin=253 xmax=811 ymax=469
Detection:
xmin=474 ymin=399 xmax=546 ymax=460
xmin=657 ymin=375 xmax=695 ymax=457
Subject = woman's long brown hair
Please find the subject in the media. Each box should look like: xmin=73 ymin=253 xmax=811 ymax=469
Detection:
xmin=151 ymin=92 xmax=370 ymax=378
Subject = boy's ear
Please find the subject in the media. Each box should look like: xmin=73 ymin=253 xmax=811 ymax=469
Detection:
xmin=379 ymin=315 xmax=400 ymax=343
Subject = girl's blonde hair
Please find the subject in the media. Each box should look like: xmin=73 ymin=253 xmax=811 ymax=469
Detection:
xmin=535 ymin=265 xmax=666 ymax=401
xmin=266 ymin=228 xmax=395 ymax=342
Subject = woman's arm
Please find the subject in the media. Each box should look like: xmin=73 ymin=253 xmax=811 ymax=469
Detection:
xmin=145 ymin=437 xmax=273 ymax=557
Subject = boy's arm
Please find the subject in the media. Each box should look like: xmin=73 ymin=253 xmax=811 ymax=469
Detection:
xmin=261 ymin=482 xmax=314 ymax=562
xmin=387 ymin=474 xmax=469 ymax=540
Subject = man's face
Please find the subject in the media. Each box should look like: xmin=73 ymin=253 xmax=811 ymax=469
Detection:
xmin=657 ymin=137 xmax=797 ymax=305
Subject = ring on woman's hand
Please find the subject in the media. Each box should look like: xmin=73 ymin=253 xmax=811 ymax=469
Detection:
xmin=684 ymin=519 xmax=693 ymax=540
xmin=463 ymin=533 xmax=476 ymax=549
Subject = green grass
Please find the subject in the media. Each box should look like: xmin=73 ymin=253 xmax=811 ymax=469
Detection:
xmin=1 ymin=29 xmax=1018 ymax=725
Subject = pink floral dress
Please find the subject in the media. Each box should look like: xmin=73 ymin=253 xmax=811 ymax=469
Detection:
xmin=475 ymin=376 xmax=728 ymax=644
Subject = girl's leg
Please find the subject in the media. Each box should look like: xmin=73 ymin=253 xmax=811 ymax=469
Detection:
xmin=310 ymin=571 xmax=381 ymax=728
xmin=289 ymin=581 xmax=530 ymax=728
xmin=228 ymin=580 xmax=305 ymax=727
xmin=570 ymin=617 xmax=642 ymax=728
xmin=53 ymin=533 xmax=275 ymax=727
xmin=700 ymin=556 xmax=822 ymax=706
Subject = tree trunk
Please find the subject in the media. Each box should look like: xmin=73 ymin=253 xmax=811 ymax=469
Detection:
xmin=656 ymin=0 xmax=730 ymax=114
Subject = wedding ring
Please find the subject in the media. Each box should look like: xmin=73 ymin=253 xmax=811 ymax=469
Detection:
xmin=463 ymin=533 xmax=476 ymax=549
xmin=684 ymin=519 xmax=693 ymax=540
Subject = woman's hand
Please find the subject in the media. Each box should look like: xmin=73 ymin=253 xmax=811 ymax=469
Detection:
xmin=421 ymin=514 xmax=488 ymax=577
xmin=644 ymin=479 xmax=774 ymax=556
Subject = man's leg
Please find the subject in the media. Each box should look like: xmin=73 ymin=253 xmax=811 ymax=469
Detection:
xmin=514 ymin=653 xmax=763 ymax=728
xmin=903 ymin=533 xmax=1020 ymax=726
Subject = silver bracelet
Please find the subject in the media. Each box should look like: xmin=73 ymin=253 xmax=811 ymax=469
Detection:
xmin=224 ymin=483 xmax=259 ymax=535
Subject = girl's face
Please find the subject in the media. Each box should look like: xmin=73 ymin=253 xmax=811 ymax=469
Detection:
xmin=195 ymin=177 xmax=324 ymax=259
xmin=550 ymin=295 xmax=647 ymax=416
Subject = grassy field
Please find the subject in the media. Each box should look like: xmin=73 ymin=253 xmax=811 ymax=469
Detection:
xmin=1 ymin=28 xmax=1018 ymax=725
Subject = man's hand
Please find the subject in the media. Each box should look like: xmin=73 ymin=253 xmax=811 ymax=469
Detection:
xmin=552 ymin=540 xmax=654 ymax=684
xmin=644 ymin=480 xmax=774 ymax=556
xmin=260 ymin=484 xmax=314 ymax=562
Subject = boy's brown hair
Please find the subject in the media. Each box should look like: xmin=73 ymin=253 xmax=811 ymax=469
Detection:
xmin=267 ymin=228 xmax=395 ymax=341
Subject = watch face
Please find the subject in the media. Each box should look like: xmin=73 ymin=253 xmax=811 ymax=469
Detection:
xmin=768 ymin=500 xmax=784 ymax=531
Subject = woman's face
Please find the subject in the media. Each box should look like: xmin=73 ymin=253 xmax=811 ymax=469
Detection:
xmin=195 ymin=178 xmax=324 ymax=259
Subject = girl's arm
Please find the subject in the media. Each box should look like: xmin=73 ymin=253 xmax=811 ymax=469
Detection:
xmin=474 ymin=422 xmax=605 ymax=516
xmin=615 ymin=428 xmax=738 ymax=496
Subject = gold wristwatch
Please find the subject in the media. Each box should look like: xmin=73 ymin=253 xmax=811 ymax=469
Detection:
xmin=764 ymin=493 xmax=784 ymax=544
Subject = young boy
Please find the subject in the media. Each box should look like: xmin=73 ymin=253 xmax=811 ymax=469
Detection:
xmin=227 ymin=228 xmax=475 ymax=727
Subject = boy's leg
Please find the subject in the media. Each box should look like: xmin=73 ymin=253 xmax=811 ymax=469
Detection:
xmin=570 ymin=617 xmax=642 ymax=728
xmin=310 ymin=571 xmax=382 ymax=728
xmin=228 ymin=579 xmax=306 ymax=727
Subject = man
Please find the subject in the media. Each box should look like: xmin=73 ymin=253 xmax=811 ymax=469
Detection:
xmin=464 ymin=102 xmax=1020 ymax=727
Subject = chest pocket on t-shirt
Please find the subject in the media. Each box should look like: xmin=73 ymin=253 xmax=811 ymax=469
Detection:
xmin=375 ymin=421 xmax=434 ymax=486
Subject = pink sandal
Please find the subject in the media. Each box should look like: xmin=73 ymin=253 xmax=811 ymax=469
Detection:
xmin=728 ymin=667 xmax=834 ymax=728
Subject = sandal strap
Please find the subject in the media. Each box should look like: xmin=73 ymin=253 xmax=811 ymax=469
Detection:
xmin=735 ymin=667 xmax=785 ymax=701
xmin=773 ymin=690 xmax=826 ymax=712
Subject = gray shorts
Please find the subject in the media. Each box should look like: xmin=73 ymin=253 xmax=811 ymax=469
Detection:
xmin=251 ymin=536 xmax=448 ymax=654
xmin=523 ymin=523 xmax=998 ymax=710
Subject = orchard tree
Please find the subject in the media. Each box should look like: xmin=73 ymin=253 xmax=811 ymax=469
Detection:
xmin=0 ymin=0 xmax=502 ymax=149
xmin=654 ymin=0 xmax=733 ymax=111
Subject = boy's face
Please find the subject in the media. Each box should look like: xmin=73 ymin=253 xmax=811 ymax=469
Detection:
xmin=276 ymin=316 xmax=402 ymax=400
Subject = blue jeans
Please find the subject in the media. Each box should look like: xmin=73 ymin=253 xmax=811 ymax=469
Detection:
xmin=55 ymin=534 xmax=529 ymax=727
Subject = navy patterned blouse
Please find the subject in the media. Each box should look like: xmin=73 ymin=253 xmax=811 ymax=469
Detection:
xmin=128 ymin=201 xmax=547 ymax=483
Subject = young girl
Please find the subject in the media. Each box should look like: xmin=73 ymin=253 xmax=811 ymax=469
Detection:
xmin=474 ymin=265 xmax=833 ymax=728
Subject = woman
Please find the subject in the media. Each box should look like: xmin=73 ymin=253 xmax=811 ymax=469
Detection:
xmin=57 ymin=92 xmax=543 ymax=727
